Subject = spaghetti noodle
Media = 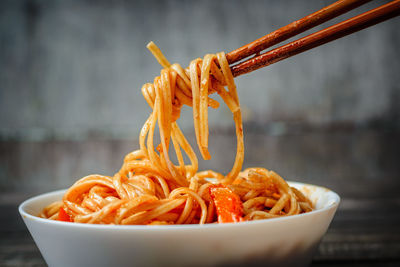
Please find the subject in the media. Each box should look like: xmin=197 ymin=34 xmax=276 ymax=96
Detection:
xmin=41 ymin=42 xmax=313 ymax=225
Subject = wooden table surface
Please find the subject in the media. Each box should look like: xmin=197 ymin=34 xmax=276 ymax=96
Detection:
xmin=1 ymin=129 xmax=399 ymax=266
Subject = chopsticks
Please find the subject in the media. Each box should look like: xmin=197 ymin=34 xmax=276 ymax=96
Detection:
xmin=228 ymin=0 xmax=400 ymax=77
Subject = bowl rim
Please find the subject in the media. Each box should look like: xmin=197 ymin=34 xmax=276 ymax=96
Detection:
xmin=19 ymin=181 xmax=340 ymax=230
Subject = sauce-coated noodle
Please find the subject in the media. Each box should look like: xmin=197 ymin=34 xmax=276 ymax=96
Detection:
xmin=41 ymin=42 xmax=313 ymax=224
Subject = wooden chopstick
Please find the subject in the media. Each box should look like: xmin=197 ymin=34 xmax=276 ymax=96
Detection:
xmin=229 ymin=0 xmax=400 ymax=78
xmin=226 ymin=0 xmax=372 ymax=64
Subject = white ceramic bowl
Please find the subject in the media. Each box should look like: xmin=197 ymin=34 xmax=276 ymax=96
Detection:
xmin=19 ymin=182 xmax=339 ymax=267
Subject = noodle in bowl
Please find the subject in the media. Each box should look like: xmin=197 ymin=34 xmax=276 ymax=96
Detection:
xmin=19 ymin=181 xmax=339 ymax=267
xmin=20 ymin=42 xmax=339 ymax=266
xmin=37 ymin=44 xmax=318 ymax=225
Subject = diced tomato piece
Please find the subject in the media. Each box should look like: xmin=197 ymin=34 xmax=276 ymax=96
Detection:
xmin=58 ymin=207 xmax=72 ymax=222
xmin=209 ymin=185 xmax=244 ymax=223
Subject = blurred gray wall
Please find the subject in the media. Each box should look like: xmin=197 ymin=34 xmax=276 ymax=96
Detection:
xmin=0 ymin=0 xmax=399 ymax=193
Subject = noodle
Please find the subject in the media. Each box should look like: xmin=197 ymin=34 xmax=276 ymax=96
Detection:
xmin=40 ymin=42 xmax=313 ymax=225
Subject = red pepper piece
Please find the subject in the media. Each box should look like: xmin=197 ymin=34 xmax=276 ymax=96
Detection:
xmin=58 ymin=207 xmax=72 ymax=222
xmin=209 ymin=185 xmax=244 ymax=223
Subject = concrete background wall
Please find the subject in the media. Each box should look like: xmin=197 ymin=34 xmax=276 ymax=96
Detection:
xmin=0 ymin=0 xmax=399 ymax=193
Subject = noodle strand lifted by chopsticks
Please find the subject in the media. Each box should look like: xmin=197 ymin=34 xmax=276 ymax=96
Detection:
xmin=41 ymin=42 xmax=313 ymax=225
